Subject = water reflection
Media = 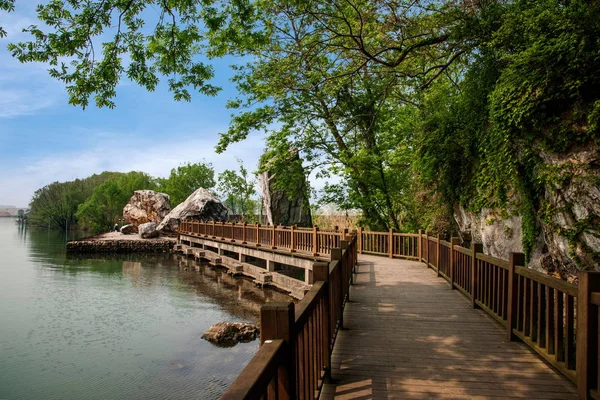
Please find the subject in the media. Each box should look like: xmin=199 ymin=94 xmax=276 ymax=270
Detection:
xmin=0 ymin=219 xmax=291 ymax=400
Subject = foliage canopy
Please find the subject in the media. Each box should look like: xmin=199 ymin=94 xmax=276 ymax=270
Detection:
xmin=8 ymin=0 xmax=600 ymax=266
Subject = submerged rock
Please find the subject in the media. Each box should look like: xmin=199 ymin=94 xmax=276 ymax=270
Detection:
xmin=138 ymin=222 xmax=159 ymax=239
xmin=201 ymin=322 xmax=259 ymax=347
xmin=123 ymin=190 xmax=171 ymax=227
xmin=157 ymin=188 xmax=228 ymax=234
xmin=120 ymin=224 xmax=138 ymax=235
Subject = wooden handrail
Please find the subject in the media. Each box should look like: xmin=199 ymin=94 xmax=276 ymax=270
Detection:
xmin=190 ymin=221 xmax=592 ymax=398
xmin=515 ymin=265 xmax=577 ymax=297
xmin=477 ymin=253 xmax=509 ymax=270
xmin=220 ymin=235 xmax=358 ymax=400
xmin=294 ymin=281 xmax=326 ymax=328
xmin=220 ymin=339 xmax=286 ymax=400
xmin=179 ymin=220 xmax=345 ymax=259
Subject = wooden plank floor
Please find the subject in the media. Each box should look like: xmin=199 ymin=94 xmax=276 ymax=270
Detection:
xmin=321 ymin=255 xmax=576 ymax=400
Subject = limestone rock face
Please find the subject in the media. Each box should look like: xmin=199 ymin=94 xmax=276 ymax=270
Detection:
xmin=123 ymin=190 xmax=171 ymax=226
xmin=157 ymin=188 xmax=228 ymax=234
xmin=120 ymin=224 xmax=138 ymax=234
xmin=201 ymin=322 xmax=259 ymax=347
xmin=259 ymin=153 xmax=312 ymax=227
xmin=454 ymin=207 xmax=545 ymax=267
xmin=539 ymin=145 xmax=600 ymax=273
xmin=139 ymin=222 xmax=159 ymax=239
xmin=455 ymin=144 xmax=599 ymax=274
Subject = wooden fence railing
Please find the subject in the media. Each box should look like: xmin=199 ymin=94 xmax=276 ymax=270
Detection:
xmin=181 ymin=221 xmax=599 ymax=398
xmin=179 ymin=221 xmax=346 ymax=258
xmin=221 ymin=235 xmax=357 ymax=400
xmin=405 ymin=232 xmax=600 ymax=399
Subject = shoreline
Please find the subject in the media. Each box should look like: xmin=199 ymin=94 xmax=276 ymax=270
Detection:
xmin=66 ymin=232 xmax=176 ymax=253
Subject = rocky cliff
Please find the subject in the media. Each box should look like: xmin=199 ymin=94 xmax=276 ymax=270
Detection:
xmin=259 ymin=152 xmax=312 ymax=227
xmin=455 ymin=145 xmax=600 ymax=276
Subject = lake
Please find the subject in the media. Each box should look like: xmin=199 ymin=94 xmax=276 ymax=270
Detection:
xmin=0 ymin=218 xmax=289 ymax=399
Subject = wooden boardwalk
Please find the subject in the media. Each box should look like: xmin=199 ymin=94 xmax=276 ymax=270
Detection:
xmin=322 ymin=255 xmax=577 ymax=399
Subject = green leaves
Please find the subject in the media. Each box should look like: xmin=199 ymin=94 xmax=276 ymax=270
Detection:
xmin=158 ymin=162 xmax=216 ymax=207
xmin=217 ymin=160 xmax=257 ymax=219
xmin=76 ymin=171 xmax=158 ymax=231
xmin=0 ymin=0 xmax=15 ymax=38
xmin=7 ymin=0 xmax=225 ymax=107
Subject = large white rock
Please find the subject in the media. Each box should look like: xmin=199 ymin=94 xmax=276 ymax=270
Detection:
xmin=139 ymin=222 xmax=159 ymax=239
xmin=123 ymin=190 xmax=171 ymax=226
xmin=157 ymin=188 xmax=228 ymax=234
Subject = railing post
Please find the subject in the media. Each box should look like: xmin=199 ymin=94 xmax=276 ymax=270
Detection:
xmin=470 ymin=243 xmax=483 ymax=308
xmin=577 ymin=272 xmax=600 ymax=399
xmin=507 ymin=252 xmax=525 ymax=341
xmin=211 ymin=221 xmax=215 ymax=238
xmin=242 ymin=222 xmax=247 ymax=244
xmin=418 ymin=229 xmax=423 ymax=262
xmin=331 ymin=247 xmax=343 ymax=329
xmin=425 ymin=231 xmax=429 ymax=268
xmin=256 ymin=224 xmax=261 ymax=246
xmin=290 ymin=225 xmax=296 ymax=252
xmin=313 ymin=225 xmax=319 ymax=256
xmin=341 ymin=240 xmax=350 ymax=302
xmin=271 ymin=224 xmax=276 ymax=249
xmin=357 ymin=227 xmax=363 ymax=254
xmin=260 ymin=302 xmax=296 ymax=399
xmin=449 ymin=237 xmax=459 ymax=284
xmin=389 ymin=228 xmax=394 ymax=258
xmin=436 ymin=234 xmax=441 ymax=276
xmin=313 ymin=262 xmax=331 ymax=381
xmin=221 ymin=221 xmax=226 ymax=240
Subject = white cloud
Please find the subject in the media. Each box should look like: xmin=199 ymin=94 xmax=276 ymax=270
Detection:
xmin=0 ymin=130 xmax=267 ymax=206
xmin=0 ymin=87 xmax=59 ymax=118
xmin=0 ymin=127 xmax=340 ymax=206
xmin=0 ymin=7 xmax=64 ymax=118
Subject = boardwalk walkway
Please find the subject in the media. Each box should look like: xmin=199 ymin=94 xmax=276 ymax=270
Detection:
xmin=321 ymin=255 xmax=576 ymax=399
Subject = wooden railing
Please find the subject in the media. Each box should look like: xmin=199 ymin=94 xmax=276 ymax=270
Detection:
xmin=221 ymin=235 xmax=357 ymax=399
xmin=357 ymin=227 xmax=419 ymax=259
xmin=183 ymin=221 xmax=599 ymax=398
xmin=179 ymin=221 xmax=345 ymax=258
xmin=409 ymin=232 xmax=600 ymax=399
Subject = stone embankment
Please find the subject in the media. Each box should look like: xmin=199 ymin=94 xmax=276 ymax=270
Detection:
xmin=66 ymin=232 xmax=175 ymax=253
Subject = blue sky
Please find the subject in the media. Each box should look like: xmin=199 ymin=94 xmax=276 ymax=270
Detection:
xmin=0 ymin=3 xmax=269 ymax=207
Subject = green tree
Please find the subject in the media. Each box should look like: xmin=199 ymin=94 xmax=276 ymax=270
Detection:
xmin=159 ymin=162 xmax=215 ymax=207
xmin=416 ymin=0 xmax=600 ymax=261
xmin=7 ymin=0 xmax=467 ymax=108
xmin=28 ymin=171 xmax=122 ymax=230
xmin=76 ymin=171 xmax=157 ymax=231
xmin=217 ymin=160 xmax=257 ymax=220
xmin=8 ymin=0 xmax=470 ymax=231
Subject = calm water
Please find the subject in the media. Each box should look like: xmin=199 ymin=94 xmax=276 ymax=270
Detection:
xmin=0 ymin=218 xmax=289 ymax=400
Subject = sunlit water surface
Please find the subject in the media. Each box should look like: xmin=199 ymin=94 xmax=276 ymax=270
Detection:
xmin=0 ymin=219 xmax=289 ymax=399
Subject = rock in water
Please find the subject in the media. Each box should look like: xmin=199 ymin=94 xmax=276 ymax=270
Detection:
xmin=259 ymin=152 xmax=312 ymax=227
xmin=202 ymin=322 xmax=259 ymax=347
xmin=120 ymin=224 xmax=138 ymax=234
xmin=138 ymin=222 xmax=159 ymax=238
xmin=123 ymin=190 xmax=171 ymax=227
xmin=157 ymin=188 xmax=228 ymax=234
